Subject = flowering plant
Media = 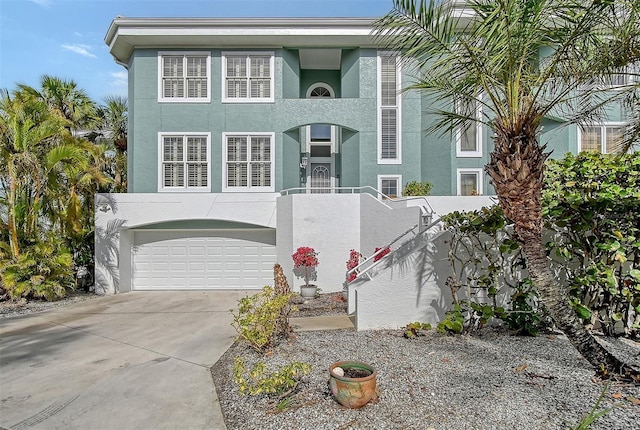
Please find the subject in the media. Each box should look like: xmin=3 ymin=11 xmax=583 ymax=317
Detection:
xmin=346 ymin=249 xmax=362 ymax=283
xmin=373 ymin=246 xmax=391 ymax=262
xmin=292 ymin=247 xmax=319 ymax=287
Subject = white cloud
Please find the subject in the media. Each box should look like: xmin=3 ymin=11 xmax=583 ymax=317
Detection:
xmin=74 ymin=32 xmax=83 ymax=38
xmin=108 ymin=71 xmax=128 ymax=95
xmin=61 ymin=43 xmax=97 ymax=58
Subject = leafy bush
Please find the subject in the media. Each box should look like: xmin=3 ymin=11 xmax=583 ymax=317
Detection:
xmin=442 ymin=153 xmax=639 ymax=337
xmin=0 ymin=237 xmax=74 ymax=301
xmin=543 ymin=152 xmax=640 ymax=336
xmin=402 ymin=180 xmax=433 ymax=196
xmin=233 ymin=357 xmax=311 ymax=396
xmin=230 ymin=286 xmax=295 ymax=352
xmin=442 ymin=206 xmax=545 ymax=335
xmin=436 ymin=305 xmax=465 ymax=334
xmin=404 ymin=321 xmax=432 ymax=338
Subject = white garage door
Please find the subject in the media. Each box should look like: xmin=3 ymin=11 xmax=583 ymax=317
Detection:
xmin=132 ymin=229 xmax=276 ymax=290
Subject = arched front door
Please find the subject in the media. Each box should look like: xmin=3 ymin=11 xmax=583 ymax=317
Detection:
xmin=306 ymin=83 xmax=335 ymax=193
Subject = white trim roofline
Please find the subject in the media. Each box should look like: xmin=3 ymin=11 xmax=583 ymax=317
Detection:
xmin=105 ymin=17 xmax=379 ymax=64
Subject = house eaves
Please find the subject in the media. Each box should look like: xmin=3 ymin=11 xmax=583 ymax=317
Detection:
xmin=105 ymin=17 xmax=379 ymax=65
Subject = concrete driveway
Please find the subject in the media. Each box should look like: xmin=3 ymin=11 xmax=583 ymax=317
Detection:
xmin=0 ymin=291 xmax=251 ymax=430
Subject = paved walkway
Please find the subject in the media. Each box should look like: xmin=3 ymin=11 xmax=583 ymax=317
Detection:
xmin=0 ymin=292 xmax=354 ymax=430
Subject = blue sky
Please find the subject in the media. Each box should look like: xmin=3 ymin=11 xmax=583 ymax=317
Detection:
xmin=0 ymin=0 xmax=393 ymax=104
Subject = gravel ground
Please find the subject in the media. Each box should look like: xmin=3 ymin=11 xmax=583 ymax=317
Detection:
xmin=290 ymin=292 xmax=348 ymax=317
xmin=212 ymin=324 xmax=640 ymax=430
xmin=0 ymin=291 xmax=101 ymax=318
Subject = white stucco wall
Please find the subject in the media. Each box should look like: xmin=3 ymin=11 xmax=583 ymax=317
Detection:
xmin=351 ymin=230 xmax=453 ymax=330
xmin=277 ymin=194 xmax=361 ymax=293
xmin=425 ymin=195 xmax=496 ymax=218
xmin=275 ymin=194 xmax=423 ymax=294
xmin=348 ymin=196 xmax=499 ymax=330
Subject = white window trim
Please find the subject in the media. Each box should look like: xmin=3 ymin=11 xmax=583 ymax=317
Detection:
xmin=457 ymin=168 xmax=483 ymax=196
xmin=577 ymin=122 xmax=626 ymax=153
xmin=157 ymin=132 xmax=211 ymax=192
xmin=377 ymin=175 xmax=402 ymax=199
xmin=306 ymin=82 xmax=335 ymax=98
xmin=455 ymin=98 xmax=483 ymax=158
xmin=306 ymin=124 xmax=335 ymax=147
xmin=222 ymin=132 xmax=275 ymax=192
xmin=377 ymin=51 xmax=402 ymax=165
xmin=157 ymin=51 xmax=211 ymax=103
xmin=221 ymin=51 xmax=275 ymax=103
xmin=608 ymin=64 xmax=639 ymax=88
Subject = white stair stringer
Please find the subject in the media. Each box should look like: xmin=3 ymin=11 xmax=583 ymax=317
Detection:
xmin=348 ymin=222 xmax=455 ymax=331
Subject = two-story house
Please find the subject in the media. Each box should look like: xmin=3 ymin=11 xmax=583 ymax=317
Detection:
xmin=96 ymin=15 xmax=628 ymax=309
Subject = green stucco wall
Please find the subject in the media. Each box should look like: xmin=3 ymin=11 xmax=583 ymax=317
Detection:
xmin=126 ymin=46 xmax=614 ymax=197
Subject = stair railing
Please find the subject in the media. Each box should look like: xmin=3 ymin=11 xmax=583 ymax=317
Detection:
xmin=346 ymin=216 xmax=443 ymax=282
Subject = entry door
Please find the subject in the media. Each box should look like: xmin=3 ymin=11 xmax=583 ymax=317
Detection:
xmin=309 ymin=162 xmax=332 ymax=193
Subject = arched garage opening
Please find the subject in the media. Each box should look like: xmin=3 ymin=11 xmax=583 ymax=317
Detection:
xmin=130 ymin=220 xmax=276 ymax=290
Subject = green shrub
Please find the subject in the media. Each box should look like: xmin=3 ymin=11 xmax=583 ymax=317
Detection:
xmin=442 ymin=153 xmax=640 ymax=337
xmin=233 ymin=357 xmax=311 ymax=396
xmin=230 ymin=286 xmax=295 ymax=352
xmin=402 ymin=180 xmax=433 ymax=196
xmin=404 ymin=321 xmax=432 ymax=338
xmin=437 ymin=305 xmax=465 ymax=334
xmin=0 ymin=237 xmax=74 ymax=301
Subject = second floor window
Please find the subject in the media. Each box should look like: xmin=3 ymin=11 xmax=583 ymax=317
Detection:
xmin=456 ymin=97 xmax=483 ymax=157
xmin=378 ymin=52 xmax=401 ymax=163
xmin=223 ymin=52 xmax=274 ymax=103
xmin=159 ymin=52 xmax=210 ymax=102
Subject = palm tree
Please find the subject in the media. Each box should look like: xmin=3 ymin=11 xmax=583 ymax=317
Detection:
xmin=17 ymin=75 xmax=97 ymax=131
xmin=95 ymin=95 xmax=128 ymax=192
xmin=375 ymin=0 xmax=639 ymax=379
xmin=98 ymin=95 xmax=128 ymax=153
xmin=0 ymin=89 xmax=70 ymax=257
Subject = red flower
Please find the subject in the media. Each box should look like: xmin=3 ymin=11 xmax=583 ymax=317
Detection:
xmin=346 ymin=249 xmax=362 ymax=283
xmin=292 ymin=247 xmax=319 ymax=268
xmin=373 ymin=246 xmax=391 ymax=262
xmin=292 ymin=247 xmax=318 ymax=287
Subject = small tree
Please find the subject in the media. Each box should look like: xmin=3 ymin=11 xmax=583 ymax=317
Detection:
xmin=376 ymin=0 xmax=639 ymax=378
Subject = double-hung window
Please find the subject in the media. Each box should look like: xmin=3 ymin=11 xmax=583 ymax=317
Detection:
xmin=222 ymin=52 xmax=274 ymax=103
xmin=378 ymin=175 xmax=402 ymax=199
xmin=378 ymin=52 xmax=401 ymax=164
xmin=457 ymin=169 xmax=483 ymax=196
xmin=158 ymin=52 xmax=210 ymax=102
xmin=579 ymin=124 xmax=625 ymax=153
xmin=609 ymin=64 xmax=638 ymax=87
xmin=456 ymin=97 xmax=482 ymax=157
xmin=223 ymin=133 xmax=275 ymax=192
xmin=159 ymin=133 xmax=210 ymax=191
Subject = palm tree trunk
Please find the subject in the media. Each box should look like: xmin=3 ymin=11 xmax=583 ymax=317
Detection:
xmin=487 ymin=126 xmax=638 ymax=380
xmin=7 ymin=163 xmax=20 ymax=258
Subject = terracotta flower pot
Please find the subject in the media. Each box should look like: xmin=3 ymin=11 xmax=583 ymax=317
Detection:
xmin=329 ymin=361 xmax=377 ymax=409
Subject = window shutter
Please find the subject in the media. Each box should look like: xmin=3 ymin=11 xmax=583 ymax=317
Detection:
xmin=581 ymin=127 xmax=601 ymax=152
xmin=381 ymin=55 xmax=397 ymax=107
xmin=381 ymin=108 xmax=397 ymax=159
xmin=605 ymin=127 xmax=624 ymax=153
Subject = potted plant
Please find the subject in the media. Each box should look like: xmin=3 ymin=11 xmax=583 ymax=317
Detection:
xmin=292 ymin=246 xmax=319 ymax=298
xmin=329 ymin=361 xmax=377 ymax=409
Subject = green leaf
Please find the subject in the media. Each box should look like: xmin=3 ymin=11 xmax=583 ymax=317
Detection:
xmin=471 ymin=216 xmax=484 ymax=226
xmin=575 ymin=304 xmax=591 ymax=320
